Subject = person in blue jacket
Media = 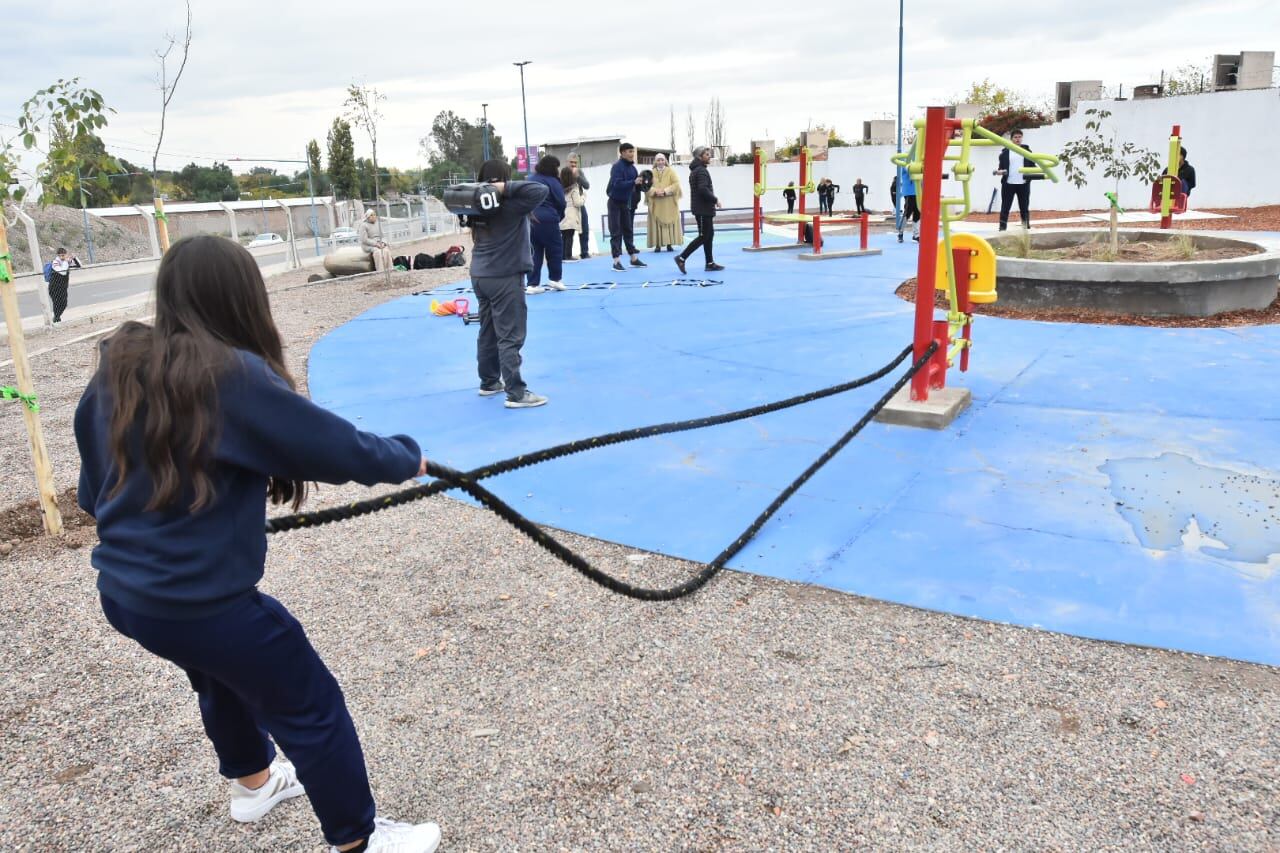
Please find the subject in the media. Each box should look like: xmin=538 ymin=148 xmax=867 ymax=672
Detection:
xmin=526 ymin=153 xmax=566 ymax=293
xmin=605 ymin=142 xmax=648 ymax=272
xmin=74 ymin=235 xmax=442 ymax=853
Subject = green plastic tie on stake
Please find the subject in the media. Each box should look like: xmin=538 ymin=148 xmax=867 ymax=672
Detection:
xmin=153 ymin=209 xmax=168 ymax=223
xmin=1 ymin=386 xmax=40 ymax=412
xmin=0 ymin=251 xmax=12 ymax=283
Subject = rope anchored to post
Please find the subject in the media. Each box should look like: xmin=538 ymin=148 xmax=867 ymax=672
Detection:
xmin=267 ymin=343 xmax=937 ymax=600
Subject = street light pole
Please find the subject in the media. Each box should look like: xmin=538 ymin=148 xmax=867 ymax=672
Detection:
xmin=514 ymin=61 xmax=532 ymax=176
xmin=481 ymin=103 xmax=490 ymax=163
xmin=75 ymin=166 xmax=97 ymax=264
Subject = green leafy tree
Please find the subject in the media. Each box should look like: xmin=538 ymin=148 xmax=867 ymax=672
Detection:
xmin=173 ymin=161 xmax=238 ymax=201
xmin=38 ymin=118 xmax=121 ymax=208
xmin=1 ymin=78 xmax=117 ymax=207
xmin=326 ymin=118 xmax=358 ymax=200
xmin=355 ymin=157 xmax=376 ymax=201
xmin=1162 ymin=58 xmax=1212 ymax=96
xmin=344 ymin=83 xmax=385 ymax=204
xmin=425 ymin=110 xmax=504 ymax=174
xmin=953 ymin=78 xmax=1053 ymax=123
xmin=1059 ymin=108 xmax=1164 ymax=248
xmin=111 ymin=158 xmax=155 ymax=204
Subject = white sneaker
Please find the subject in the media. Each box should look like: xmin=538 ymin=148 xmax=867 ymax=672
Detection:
xmin=525 ymin=285 xmax=546 ymax=295
xmin=505 ymin=391 xmax=548 ymax=409
xmin=332 ymin=817 xmax=441 ymax=853
xmin=546 ymin=280 xmax=566 ymax=291
xmin=229 ymin=757 xmax=305 ymax=823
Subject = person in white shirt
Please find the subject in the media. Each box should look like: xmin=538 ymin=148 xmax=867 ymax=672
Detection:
xmin=49 ymin=248 xmax=81 ymax=323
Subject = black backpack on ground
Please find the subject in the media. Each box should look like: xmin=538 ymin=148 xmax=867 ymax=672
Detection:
xmin=413 ymin=252 xmax=434 ymax=270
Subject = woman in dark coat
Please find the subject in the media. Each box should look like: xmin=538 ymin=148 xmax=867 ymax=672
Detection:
xmin=675 ymin=146 xmax=724 ymax=273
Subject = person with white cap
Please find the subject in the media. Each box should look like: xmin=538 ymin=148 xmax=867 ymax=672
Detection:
xmin=358 ymin=209 xmax=394 ymax=272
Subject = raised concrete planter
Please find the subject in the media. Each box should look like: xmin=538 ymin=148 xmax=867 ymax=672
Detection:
xmin=989 ymin=230 xmax=1280 ymax=317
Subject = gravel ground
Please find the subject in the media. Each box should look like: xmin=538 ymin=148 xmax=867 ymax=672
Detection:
xmin=1 ymin=233 xmax=1277 ymax=851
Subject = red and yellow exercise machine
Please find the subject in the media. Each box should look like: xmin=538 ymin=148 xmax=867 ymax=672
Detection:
xmin=747 ymin=147 xmax=816 ymax=250
xmin=1150 ymin=124 xmax=1186 ymax=229
xmin=892 ymin=107 xmax=1060 ymax=402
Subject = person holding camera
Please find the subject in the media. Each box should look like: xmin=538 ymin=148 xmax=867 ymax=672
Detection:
xmin=47 ymin=247 xmax=82 ymax=323
xmin=469 ymin=159 xmax=551 ymax=409
xmin=606 ymin=142 xmax=648 ymax=272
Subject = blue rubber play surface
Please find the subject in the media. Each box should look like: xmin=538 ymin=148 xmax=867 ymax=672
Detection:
xmin=309 ymin=232 xmax=1280 ymax=666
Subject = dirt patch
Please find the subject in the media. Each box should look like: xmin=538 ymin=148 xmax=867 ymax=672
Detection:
xmin=0 ymin=487 xmax=95 ymax=546
xmin=995 ymin=238 xmax=1258 ymax=263
xmin=966 ymin=204 xmax=1280 ymax=233
xmin=895 ymin=277 xmax=1280 ymax=327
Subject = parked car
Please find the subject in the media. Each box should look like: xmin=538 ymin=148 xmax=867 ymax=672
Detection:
xmin=247 ymin=233 xmax=284 ymax=248
xmin=329 ymin=227 xmax=358 ymax=246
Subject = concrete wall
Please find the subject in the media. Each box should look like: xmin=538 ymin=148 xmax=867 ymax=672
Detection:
xmin=584 ymin=88 xmax=1280 ymax=217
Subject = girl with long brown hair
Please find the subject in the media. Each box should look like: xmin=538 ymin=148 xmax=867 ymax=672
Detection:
xmin=74 ymin=236 xmax=441 ymax=853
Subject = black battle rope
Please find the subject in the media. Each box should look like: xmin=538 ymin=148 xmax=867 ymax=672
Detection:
xmin=266 ymin=342 xmax=935 ymax=600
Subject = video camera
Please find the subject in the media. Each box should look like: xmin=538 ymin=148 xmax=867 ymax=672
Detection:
xmin=444 ymin=183 xmax=503 ymax=216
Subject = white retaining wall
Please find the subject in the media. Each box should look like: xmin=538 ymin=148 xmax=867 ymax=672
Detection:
xmin=581 ymin=88 xmax=1280 ymax=217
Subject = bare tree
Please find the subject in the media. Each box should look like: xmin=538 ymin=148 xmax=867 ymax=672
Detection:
xmin=685 ymin=105 xmax=696 ymax=154
xmin=669 ymin=105 xmax=676 ymax=154
xmin=152 ymin=1 xmax=193 ymax=182
xmin=344 ymin=82 xmax=387 ymax=214
xmin=705 ymin=97 xmax=726 ymax=160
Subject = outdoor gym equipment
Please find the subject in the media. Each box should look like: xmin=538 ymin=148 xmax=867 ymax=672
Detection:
xmin=891 ymin=108 xmax=1060 ymax=403
xmin=763 ymin=212 xmax=880 ymax=260
xmin=745 ymin=147 xmax=816 ymax=251
xmin=1149 ymin=124 xmax=1186 ymax=229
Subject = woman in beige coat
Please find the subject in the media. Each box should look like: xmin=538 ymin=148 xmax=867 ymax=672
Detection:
xmin=559 ymin=166 xmax=586 ymax=261
xmin=646 ymin=154 xmax=683 ymax=252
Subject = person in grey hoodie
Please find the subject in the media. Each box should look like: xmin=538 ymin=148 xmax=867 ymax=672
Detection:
xmin=468 ymin=159 xmax=550 ymax=409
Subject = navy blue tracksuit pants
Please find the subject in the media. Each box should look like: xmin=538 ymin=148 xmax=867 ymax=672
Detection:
xmin=528 ymin=218 xmax=563 ymax=287
xmin=101 ymin=591 xmax=376 ymax=847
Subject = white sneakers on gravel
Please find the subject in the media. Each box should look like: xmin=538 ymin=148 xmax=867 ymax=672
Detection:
xmin=330 ymin=817 xmax=442 ymax=853
xmin=229 ymin=757 xmax=305 ymax=823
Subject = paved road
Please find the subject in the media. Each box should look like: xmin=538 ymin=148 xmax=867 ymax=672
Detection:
xmin=16 ymin=245 xmax=322 ymax=320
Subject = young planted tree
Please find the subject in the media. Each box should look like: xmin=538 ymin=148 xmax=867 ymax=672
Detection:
xmin=344 ymin=83 xmax=386 ymax=207
xmin=686 ymin=105 xmax=696 ymax=154
xmin=1059 ymin=108 xmax=1163 ymax=251
xmin=0 ymin=78 xmax=114 ymax=535
xmin=705 ymin=97 xmax=726 ymax=161
xmin=151 ymin=1 xmax=193 ymax=182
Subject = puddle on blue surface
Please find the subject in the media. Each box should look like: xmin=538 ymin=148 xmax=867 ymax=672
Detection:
xmin=1100 ymin=452 xmax=1280 ymax=576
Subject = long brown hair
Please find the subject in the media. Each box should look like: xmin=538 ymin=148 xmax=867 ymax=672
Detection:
xmin=103 ymin=235 xmax=307 ymax=512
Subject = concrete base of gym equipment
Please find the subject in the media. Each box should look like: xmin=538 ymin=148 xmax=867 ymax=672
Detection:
xmin=874 ymin=385 xmax=972 ymax=430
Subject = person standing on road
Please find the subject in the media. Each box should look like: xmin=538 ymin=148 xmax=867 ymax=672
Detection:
xmin=606 ymin=142 xmax=648 ymax=272
xmin=74 ymin=235 xmax=443 ymax=853
xmin=470 ymin=159 xmax=551 ymax=409
xmin=675 ymin=146 xmax=724 ymax=274
xmin=358 ymin=210 xmax=393 ymax=271
xmin=48 ymin=248 xmax=81 ymax=323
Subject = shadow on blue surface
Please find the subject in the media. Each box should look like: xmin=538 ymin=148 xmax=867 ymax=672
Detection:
xmin=309 ymin=232 xmax=1280 ymax=666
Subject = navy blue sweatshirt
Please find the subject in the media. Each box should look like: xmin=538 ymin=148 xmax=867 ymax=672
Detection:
xmin=75 ymin=347 xmax=422 ymax=619
xmin=607 ymin=158 xmax=638 ymax=203
xmin=528 ymin=173 xmax=567 ymax=226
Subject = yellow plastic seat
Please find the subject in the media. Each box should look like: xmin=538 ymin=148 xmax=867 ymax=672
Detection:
xmin=935 ymin=233 xmax=997 ymax=304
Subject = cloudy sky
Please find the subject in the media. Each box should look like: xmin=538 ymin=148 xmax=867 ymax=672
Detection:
xmin=3 ymin=0 xmax=1277 ymax=175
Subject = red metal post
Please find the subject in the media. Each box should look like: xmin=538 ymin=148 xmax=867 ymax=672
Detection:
xmin=860 ymin=212 xmax=869 ymax=250
xmin=955 ymin=248 xmax=973 ymax=373
xmin=812 ymin=216 xmax=823 ymax=255
xmin=752 ymin=150 xmax=762 ymax=248
xmin=910 ymin=107 xmax=950 ymax=402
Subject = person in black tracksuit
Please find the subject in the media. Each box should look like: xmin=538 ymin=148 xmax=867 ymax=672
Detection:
xmin=675 ymin=146 xmax=724 ymax=273
xmin=1178 ymin=147 xmax=1196 ymax=198
xmin=783 ymin=181 xmax=797 ymax=214
xmin=852 ymin=179 xmax=870 ymax=214
xmin=48 ymin=248 xmax=81 ymax=323
xmin=995 ymin=129 xmax=1041 ymax=230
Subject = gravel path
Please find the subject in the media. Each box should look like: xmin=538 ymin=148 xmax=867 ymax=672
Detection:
xmin=1 ymin=234 xmax=1276 ymax=851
